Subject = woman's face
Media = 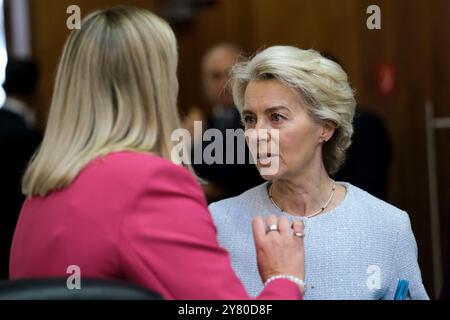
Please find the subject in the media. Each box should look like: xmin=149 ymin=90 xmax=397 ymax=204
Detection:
xmin=242 ymin=79 xmax=332 ymax=180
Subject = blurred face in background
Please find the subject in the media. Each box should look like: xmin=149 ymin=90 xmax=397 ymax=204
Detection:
xmin=202 ymin=45 xmax=239 ymax=108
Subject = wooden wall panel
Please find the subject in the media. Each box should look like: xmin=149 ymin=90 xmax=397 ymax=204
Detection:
xmin=28 ymin=0 xmax=160 ymax=127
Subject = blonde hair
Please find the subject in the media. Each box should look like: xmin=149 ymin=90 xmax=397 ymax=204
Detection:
xmin=23 ymin=6 xmax=185 ymax=197
xmin=230 ymin=46 xmax=356 ymax=175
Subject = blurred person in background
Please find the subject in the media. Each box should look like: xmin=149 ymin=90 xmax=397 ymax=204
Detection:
xmin=0 ymin=59 xmax=41 ymax=279
xmin=321 ymin=52 xmax=391 ymax=200
xmin=184 ymin=43 xmax=263 ymax=203
xmin=2 ymin=59 xmax=40 ymax=130
xmin=333 ymin=107 xmax=391 ymax=200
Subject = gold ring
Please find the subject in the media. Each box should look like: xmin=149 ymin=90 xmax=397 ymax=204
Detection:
xmin=294 ymin=232 xmax=304 ymax=238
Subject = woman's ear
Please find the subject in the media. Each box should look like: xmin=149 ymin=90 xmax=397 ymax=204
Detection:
xmin=320 ymin=120 xmax=337 ymax=143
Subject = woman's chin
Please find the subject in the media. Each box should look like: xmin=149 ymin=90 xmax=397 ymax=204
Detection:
xmin=260 ymin=175 xmax=275 ymax=181
xmin=255 ymin=157 xmax=281 ymax=177
xmin=256 ymin=167 xmax=282 ymax=181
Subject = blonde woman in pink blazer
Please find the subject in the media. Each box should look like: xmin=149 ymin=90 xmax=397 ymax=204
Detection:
xmin=9 ymin=7 xmax=305 ymax=300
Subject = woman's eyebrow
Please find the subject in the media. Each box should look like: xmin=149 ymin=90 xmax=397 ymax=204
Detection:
xmin=242 ymin=109 xmax=255 ymax=115
xmin=242 ymin=105 xmax=290 ymax=115
xmin=265 ymin=106 xmax=290 ymax=113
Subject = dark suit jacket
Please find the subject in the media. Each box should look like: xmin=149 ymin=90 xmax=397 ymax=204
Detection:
xmin=334 ymin=108 xmax=391 ymax=200
xmin=192 ymin=106 xmax=264 ymax=203
xmin=0 ymin=109 xmax=41 ymax=279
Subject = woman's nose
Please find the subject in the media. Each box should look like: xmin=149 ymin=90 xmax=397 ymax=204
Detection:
xmin=257 ymin=130 xmax=270 ymax=143
xmin=254 ymin=119 xmax=270 ymax=132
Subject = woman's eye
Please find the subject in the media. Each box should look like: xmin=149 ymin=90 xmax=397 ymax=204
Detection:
xmin=271 ymin=113 xmax=284 ymax=122
xmin=243 ymin=115 xmax=256 ymax=125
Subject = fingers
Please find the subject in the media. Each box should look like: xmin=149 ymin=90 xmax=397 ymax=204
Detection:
xmin=266 ymin=215 xmax=278 ymax=230
xmin=253 ymin=216 xmax=306 ymax=284
xmin=278 ymin=216 xmax=290 ymax=236
xmin=252 ymin=216 xmax=266 ymax=244
xmin=265 ymin=215 xmax=285 ymax=237
xmin=254 ymin=215 xmax=303 ymax=239
xmin=292 ymin=220 xmax=305 ymax=240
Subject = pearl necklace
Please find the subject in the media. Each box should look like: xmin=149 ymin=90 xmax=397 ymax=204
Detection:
xmin=268 ymin=180 xmax=336 ymax=218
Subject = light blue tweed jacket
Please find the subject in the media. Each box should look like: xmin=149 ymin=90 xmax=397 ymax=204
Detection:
xmin=209 ymin=182 xmax=429 ymax=300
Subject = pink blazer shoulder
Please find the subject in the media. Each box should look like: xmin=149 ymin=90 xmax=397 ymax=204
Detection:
xmin=10 ymin=151 xmax=301 ymax=300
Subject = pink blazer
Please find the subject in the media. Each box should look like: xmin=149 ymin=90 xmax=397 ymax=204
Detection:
xmin=9 ymin=151 xmax=301 ymax=300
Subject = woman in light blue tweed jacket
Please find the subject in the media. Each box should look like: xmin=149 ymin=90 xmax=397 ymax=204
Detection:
xmin=209 ymin=46 xmax=428 ymax=300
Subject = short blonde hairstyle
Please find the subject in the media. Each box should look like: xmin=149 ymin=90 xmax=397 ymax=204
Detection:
xmin=23 ymin=6 xmax=184 ymax=196
xmin=230 ymin=46 xmax=356 ymax=175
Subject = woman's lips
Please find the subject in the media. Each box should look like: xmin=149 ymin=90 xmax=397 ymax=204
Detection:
xmin=257 ymin=154 xmax=278 ymax=165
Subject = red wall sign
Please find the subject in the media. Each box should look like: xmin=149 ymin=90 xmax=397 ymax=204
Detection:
xmin=377 ymin=62 xmax=397 ymax=96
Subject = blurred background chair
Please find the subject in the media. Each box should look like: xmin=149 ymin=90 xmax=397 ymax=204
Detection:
xmin=0 ymin=278 xmax=163 ymax=300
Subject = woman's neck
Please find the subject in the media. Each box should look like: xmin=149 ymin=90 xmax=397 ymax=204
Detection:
xmin=270 ymin=164 xmax=335 ymax=217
